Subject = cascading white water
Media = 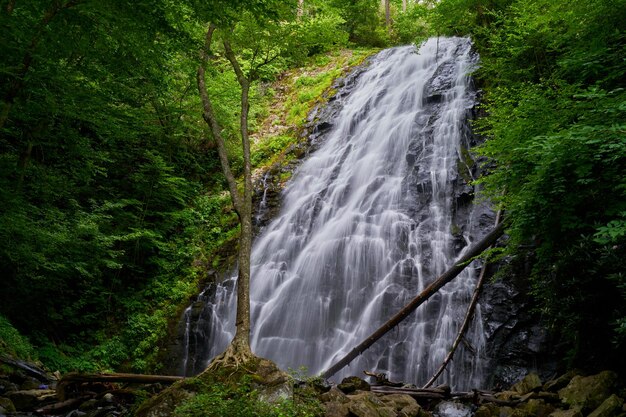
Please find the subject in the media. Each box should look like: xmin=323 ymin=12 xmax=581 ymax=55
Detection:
xmin=188 ymin=37 xmax=489 ymax=389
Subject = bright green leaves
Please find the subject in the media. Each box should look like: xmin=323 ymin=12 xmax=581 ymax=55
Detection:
xmin=432 ymin=0 xmax=626 ymax=367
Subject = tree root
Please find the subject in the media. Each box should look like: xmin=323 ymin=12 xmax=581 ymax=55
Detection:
xmin=206 ymin=343 xmax=256 ymax=375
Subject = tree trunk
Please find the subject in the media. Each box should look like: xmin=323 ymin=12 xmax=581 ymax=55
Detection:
xmin=197 ymin=24 xmax=255 ymax=362
xmin=385 ymin=0 xmax=391 ymax=31
xmin=402 ymin=0 xmax=407 ymax=12
xmin=223 ymin=38 xmax=253 ymax=356
xmin=297 ymin=0 xmax=304 ymax=19
xmin=320 ymin=222 xmax=505 ymax=379
xmin=423 ymin=211 xmax=502 ymax=388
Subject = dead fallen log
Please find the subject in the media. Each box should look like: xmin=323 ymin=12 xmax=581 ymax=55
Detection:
xmin=320 ymin=222 xmax=505 ymax=380
xmin=371 ymin=385 xmax=447 ymax=400
xmin=423 ymin=211 xmax=502 ymax=388
xmin=36 ymin=396 xmax=90 ymax=415
xmin=363 ymin=371 xmax=403 ymax=387
xmin=0 ymin=354 xmax=51 ymax=382
xmin=57 ymin=372 xmax=184 ymax=400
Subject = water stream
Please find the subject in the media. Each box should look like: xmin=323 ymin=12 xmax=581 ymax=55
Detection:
xmin=182 ymin=37 xmax=490 ymax=390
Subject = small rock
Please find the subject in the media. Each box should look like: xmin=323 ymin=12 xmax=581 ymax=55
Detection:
xmin=512 ymin=373 xmax=542 ymax=395
xmin=338 ymin=376 xmax=370 ymax=394
xmin=379 ymin=394 xmax=418 ymax=410
xmin=102 ymin=393 xmax=114 ymax=403
xmin=474 ymin=404 xmax=500 ymax=417
xmin=544 ymin=372 xmax=579 ymax=392
xmin=0 ymin=397 xmax=16 ymax=413
xmin=320 ymin=386 xmax=350 ymax=404
xmin=323 ymin=401 xmax=350 ymax=417
xmin=399 ymin=404 xmax=423 ymax=417
xmin=349 ymin=400 xmax=378 ymax=417
xmin=80 ymin=398 xmax=98 ymax=411
xmin=434 ymin=401 xmax=472 ymax=417
xmin=0 ymin=380 xmax=18 ymax=394
xmin=518 ymin=399 xmax=554 ymax=417
xmin=499 ymin=406 xmax=515 ymax=417
xmin=6 ymin=389 xmax=56 ymax=411
xmin=558 ymin=371 xmax=617 ymax=411
xmin=496 ymin=391 xmax=519 ymax=401
xmin=20 ymin=378 xmax=41 ymax=391
xmin=537 ymin=392 xmax=561 ymax=403
xmin=588 ymin=394 xmax=624 ymax=417
xmin=548 ymin=407 xmax=583 ymax=417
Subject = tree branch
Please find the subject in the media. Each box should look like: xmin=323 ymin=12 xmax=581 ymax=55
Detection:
xmin=320 ymin=221 xmax=505 ymax=380
xmin=222 ymin=38 xmax=252 ymax=212
xmin=422 ymin=212 xmax=502 ymax=388
xmin=196 ymin=24 xmax=243 ymax=213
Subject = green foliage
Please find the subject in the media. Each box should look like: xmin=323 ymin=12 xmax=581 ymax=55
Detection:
xmin=0 ymin=315 xmax=36 ymax=360
xmin=432 ymin=0 xmax=626 ymax=370
xmin=252 ymin=135 xmax=297 ymax=167
xmin=392 ymin=3 xmax=431 ymax=45
xmin=173 ymin=380 xmax=322 ymax=417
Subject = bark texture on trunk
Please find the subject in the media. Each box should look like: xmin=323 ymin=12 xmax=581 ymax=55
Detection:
xmin=197 ymin=24 xmax=255 ymax=361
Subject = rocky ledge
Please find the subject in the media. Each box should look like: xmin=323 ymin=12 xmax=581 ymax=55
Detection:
xmin=320 ymin=370 xmax=625 ymax=417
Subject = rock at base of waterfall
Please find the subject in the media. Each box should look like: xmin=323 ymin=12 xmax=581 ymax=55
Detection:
xmin=558 ymin=371 xmax=618 ymax=411
xmin=587 ymin=394 xmax=624 ymax=417
xmin=511 ymin=372 xmax=542 ymax=395
xmin=433 ymin=401 xmax=472 ymax=417
xmin=338 ymin=376 xmax=371 ymax=394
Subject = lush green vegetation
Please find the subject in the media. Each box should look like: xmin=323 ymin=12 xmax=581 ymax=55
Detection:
xmin=173 ymin=379 xmax=322 ymax=417
xmin=0 ymin=0 xmax=623 ymax=382
xmin=431 ymin=0 xmax=626 ymax=370
xmin=0 ymin=0 xmax=399 ymax=372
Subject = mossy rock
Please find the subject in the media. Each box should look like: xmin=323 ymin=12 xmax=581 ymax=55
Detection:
xmin=558 ymin=371 xmax=618 ymax=412
xmin=0 ymin=397 xmax=16 ymax=413
xmin=512 ymin=373 xmax=542 ymax=395
xmin=135 ymin=355 xmax=291 ymax=417
xmin=548 ymin=407 xmax=583 ymax=417
xmin=588 ymin=394 xmax=624 ymax=417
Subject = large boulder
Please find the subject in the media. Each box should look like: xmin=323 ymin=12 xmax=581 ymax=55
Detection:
xmin=587 ymin=394 xmax=624 ymax=417
xmin=511 ymin=373 xmax=542 ymax=394
xmin=5 ymin=389 xmax=56 ymax=411
xmin=338 ymin=376 xmax=370 ymax=394
xmin=558 ymin=371 xmax=618 ymax=411
xmin=0 ymin=397 xmax=16 ymax=413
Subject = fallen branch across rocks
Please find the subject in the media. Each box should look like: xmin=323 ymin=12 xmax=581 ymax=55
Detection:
xmin=57 ymin=372 xmax=184 ymax=400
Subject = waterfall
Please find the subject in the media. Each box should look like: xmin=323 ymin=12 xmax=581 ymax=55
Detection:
xmin=185 ymin=37 xmax=490 ymax=390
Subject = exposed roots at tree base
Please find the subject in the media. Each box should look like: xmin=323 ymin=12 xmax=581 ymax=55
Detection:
xmin=206 ymin=342 xmax=256 ymax=374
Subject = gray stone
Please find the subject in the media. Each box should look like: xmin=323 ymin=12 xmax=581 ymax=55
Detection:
xmin=511 ymin=373 xmax=542 ymax=394
xmin=348 ymin=400 xmax=378 ymax=417
xmin=379 ymin=393 xmax=418 ymax=410
xmin=399 ymin=404 xmax=423 ymax=417
xmin=518 ymin=399 xmax=554 ymax=417
xmin=548 ymin=407 xmax=583 ymax=417
xmin=323 ymin=401 xmax=350 ymax=417
xmin=558 ymin=371 xmax=617 ymax=411
xmin=5 ymin=389 xmax=56 ymax=411
xmin=588 ymin=395 xmax=624 ymax=417
xmin=544 ymin=371 xmax=578 ymax=392
xmin=434 ymin=401 xmax=472 ymax=417
xmin=80 ymin=398 xmax=98 ymax=411
xmin=474 ymin=404 xmax=500 ymax=417
xmin=320 ymin=386 xmax=350 ymax=404
xmin=0 ymin=397 xmax=16 ymax=413
xmin=338 ymin=376 xmax=370 ymax=394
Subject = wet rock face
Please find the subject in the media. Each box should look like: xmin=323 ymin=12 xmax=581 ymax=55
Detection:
xmin=480 ymin=268 xmax=560 ymax=389
xmin=558 ymin=371 xmax=618 ymax=412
